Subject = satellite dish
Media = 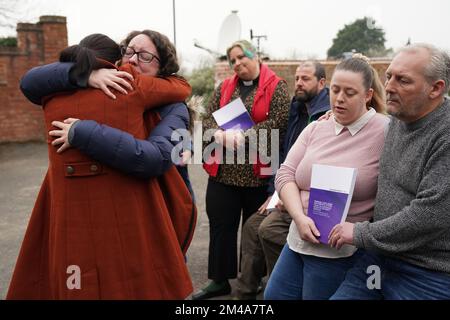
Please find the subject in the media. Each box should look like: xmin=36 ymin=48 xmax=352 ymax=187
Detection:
xmin=193 ymin=38 xmax=222 ymax=57
xmin=217 ymin=10 xmax=242 ymax=55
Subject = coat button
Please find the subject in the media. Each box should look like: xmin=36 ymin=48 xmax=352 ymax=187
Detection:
xmin=90 ymin=164 xmax=98 ymax=172
xmin=66 ymin=166 xmax=75 ymax=175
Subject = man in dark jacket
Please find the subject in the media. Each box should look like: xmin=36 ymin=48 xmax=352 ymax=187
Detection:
xmin=236 ymin=61 xmax=330 ymax=300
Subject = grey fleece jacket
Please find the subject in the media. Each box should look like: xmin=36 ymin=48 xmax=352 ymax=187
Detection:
xmin=354 ymin=98 xmax=450 ymax=274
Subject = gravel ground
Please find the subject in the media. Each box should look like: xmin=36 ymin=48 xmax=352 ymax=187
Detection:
xmin=0 ymin=142 xmax=244 ymax=300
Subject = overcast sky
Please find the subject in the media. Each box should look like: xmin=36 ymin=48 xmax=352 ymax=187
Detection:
xmin=3 ymin=0 xmax=450 ymax=70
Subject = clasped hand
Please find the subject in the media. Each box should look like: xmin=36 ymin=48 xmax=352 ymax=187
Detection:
xmin=214 ymin=129 xmax=245 ymax=150
xmin=296 ymin=216 xmax=354 ymax=249
xmin=48 ymin=118 xmax=79 ymax=153
xmin=88 ymin=68 xmax=134 ymax=99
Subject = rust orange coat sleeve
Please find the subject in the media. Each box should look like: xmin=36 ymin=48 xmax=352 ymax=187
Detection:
xmin=120 ymin=64 xmax=191 ymax=110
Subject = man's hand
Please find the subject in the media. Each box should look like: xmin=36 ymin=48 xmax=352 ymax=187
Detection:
xmin=88 ymin=68 xmax=134 ymax=99
xmin=328 ymin=222 xmax=355 ymax=250
xmin=275 ymin=200 xmax=286 ymax=212
xmin=49 ymin=118 xmax=79 ymax=153
xmin=257 ymin=196 xmax=272 ymax=215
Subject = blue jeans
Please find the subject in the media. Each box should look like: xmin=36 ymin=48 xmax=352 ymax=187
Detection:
xmin=264 ymin=244 xmax=361 ymax=300
xmin=331 ymin=251 xmax=450 ymax=300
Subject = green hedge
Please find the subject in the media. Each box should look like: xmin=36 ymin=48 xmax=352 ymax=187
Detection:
xmin=0 ymin=37 xmax=17 ymax=47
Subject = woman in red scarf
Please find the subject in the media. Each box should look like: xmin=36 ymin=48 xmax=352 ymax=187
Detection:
xmin=193 ymin=40 xmax=290 ymax=299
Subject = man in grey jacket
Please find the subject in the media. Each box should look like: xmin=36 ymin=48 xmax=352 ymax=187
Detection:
xmin=328 ymin=43 xmax=450 ymax=299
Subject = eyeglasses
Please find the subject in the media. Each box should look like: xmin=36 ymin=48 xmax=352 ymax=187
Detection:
xmin=121 ymin=47 xmax=160 ymax=64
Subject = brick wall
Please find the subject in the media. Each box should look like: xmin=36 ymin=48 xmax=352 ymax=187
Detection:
xmin=0 ymin=16 xmax=67 ymax=143
xmin=215 ymin=59 xmax=391 ymax=96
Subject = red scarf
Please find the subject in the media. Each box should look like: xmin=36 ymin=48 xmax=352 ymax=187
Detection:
xmin=203 ymin=64 xmax=281 ymax=178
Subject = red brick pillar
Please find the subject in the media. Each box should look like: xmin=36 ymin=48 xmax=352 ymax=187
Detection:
xmin=0 ymin=15 xmax=68 ymax=142
xmin=39 ymin=16 xmax=68 ymax=63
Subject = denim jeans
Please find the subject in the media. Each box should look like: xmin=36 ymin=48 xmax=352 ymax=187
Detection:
xmin=264 ymin=244 xmax=361 ymax=300
xmin=331 ymin=251 xmax=450 ymax=300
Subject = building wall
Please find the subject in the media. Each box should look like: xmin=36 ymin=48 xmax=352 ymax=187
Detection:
xmin=215 ymin=59 xmax=391 ymax=96
xmin=0 ymin=16 xmax=67 ymax=142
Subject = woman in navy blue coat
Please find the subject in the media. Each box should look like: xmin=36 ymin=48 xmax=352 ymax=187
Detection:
xmin=20 ymin=36 xmax=195 ymax=199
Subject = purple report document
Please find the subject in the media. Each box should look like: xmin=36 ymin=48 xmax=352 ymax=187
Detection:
xmin=307 ymin=164 xmax=357 ymax=244
xmin=212 ymin=98 xmax=255 ymax=131
xmin=307 ymin=188 xmax=349 ymax=244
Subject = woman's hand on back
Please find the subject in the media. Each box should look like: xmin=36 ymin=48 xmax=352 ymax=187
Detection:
xmin=49 ymin=118 xmax=80 ymax=153
xmin=88 ymin=68 xmax=134 ymax=99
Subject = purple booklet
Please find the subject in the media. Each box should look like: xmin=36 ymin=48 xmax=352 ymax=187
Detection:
xmin=212 ymin=98 xmax=255 ymax=131
xmin=307 ymin=164 xmax=357 ymax=244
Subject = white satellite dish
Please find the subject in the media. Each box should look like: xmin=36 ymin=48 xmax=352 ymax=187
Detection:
xmin=217 ymin=10 xmax=242 ymax=55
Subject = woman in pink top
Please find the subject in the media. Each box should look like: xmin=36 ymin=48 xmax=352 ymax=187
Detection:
xmin=264 ymin=56 xmax=389 ymax=300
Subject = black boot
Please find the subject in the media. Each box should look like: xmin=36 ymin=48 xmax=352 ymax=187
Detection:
xmin=191 ymin=280 xmax=231 ymax=300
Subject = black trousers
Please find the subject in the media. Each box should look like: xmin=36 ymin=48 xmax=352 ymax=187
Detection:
xmin=206 ymin=178 xmax=268 ymax=281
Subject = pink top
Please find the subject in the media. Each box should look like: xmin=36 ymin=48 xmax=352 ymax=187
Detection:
xmin=276 ymin=112 xmax=389 ymax=222
xmin=275 ymin=112 xmax=389 ymax=257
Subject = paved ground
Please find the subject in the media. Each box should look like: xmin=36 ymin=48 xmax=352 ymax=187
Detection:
xmin=0 ymin=142 xmax=246 ymax=300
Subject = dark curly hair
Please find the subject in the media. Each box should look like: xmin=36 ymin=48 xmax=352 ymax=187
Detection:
xmin=120 ymin=30 xmax=179 ymax=76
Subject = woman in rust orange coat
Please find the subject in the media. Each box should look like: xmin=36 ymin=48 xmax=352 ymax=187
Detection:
xmin=7 ymin=33 xmax=195 ymax=299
